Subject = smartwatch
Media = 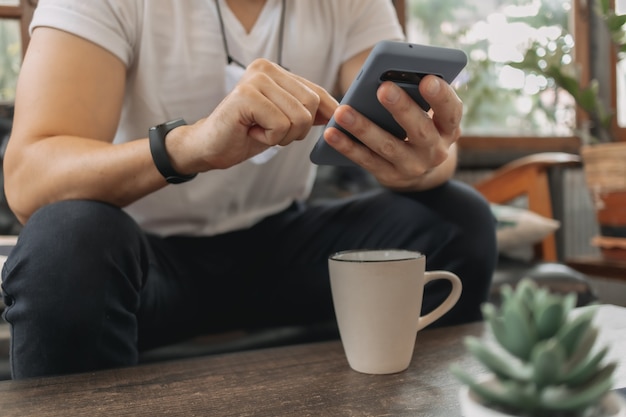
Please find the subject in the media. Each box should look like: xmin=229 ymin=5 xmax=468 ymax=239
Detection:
xmin=149 ymin=118 xmax=198 ymax=184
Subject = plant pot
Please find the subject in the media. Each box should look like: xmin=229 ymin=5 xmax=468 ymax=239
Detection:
xmin=581 ymin=143 xmax=626 ymax=261
xmin=459 ymin=383 xmax=626 ymax=417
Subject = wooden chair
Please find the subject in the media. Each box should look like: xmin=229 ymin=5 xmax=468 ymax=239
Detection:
xmin=470 ymin=152 xmax=596 ymax=306
xmin=473 ymin=152 xmax=582 ymax=262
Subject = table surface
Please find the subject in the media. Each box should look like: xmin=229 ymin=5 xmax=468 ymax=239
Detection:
xmin=567 ymin=255 xmax=626 ymax=282
xmin=0 ymin=305 xmax=625 ymax=417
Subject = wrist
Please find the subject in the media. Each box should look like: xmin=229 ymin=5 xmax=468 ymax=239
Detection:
xmin=149 ymin=118 xmax=198 ymax=184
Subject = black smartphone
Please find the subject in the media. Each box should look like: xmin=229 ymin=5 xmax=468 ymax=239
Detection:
xmin=309 ymin=40 xmax=467 ymax=166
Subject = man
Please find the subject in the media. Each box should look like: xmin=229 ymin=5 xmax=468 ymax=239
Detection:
xmin=1 ymin=0 xmax=496 ymax=379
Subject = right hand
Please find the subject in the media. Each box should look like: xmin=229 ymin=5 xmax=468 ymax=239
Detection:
xmin=179 ymin=59 xmax=338 ymax=172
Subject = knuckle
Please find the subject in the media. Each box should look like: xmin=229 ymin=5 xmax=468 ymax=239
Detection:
xmin=304 ymin=93 xmax=321 ymax=112
xmin=405 ymin=164 xmax=427 ymax=178
xmin=450 ymin=126 xmax=462 ymax=141
xmin=247 ymin=58 xmax=274 ymax=72
xmin=425 ymin=146 xmax=449 ymax=168
xmin=378 ymin=139 xmax=397 ymax=160
xmin=408 ymin=123 xmax=430 ymax=141
xmin=231 ymin=82 xmax=254 ymax=97
xmin=450 ymin=104 xmax=463 ymax=128
xmin=249 ymin=71 xmax=272 ymax=85
xmin=292 ymin=109 xmax=314 ymax=132
xmin=270 ymin=119 xmax=291 ymax=142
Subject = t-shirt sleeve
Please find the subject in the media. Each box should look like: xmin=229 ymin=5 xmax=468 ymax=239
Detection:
xmin=29 ymin=0 xmax=140 ymax=67
xmin=340 ymin=0 xmax=406 ymax=62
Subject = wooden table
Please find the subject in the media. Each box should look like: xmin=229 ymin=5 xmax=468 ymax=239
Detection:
xmin=567 ymin=255 xmax=626 ymax=282
xmin=0 ymin=305 xmax=625 ymax=417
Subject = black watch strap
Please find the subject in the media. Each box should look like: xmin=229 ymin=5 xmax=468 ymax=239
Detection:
xmin=149 ymin=118 xmax=197 ymax=184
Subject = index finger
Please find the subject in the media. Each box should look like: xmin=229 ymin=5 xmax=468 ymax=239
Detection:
xmin=289 ymin=72 xmax=339 ymax=126
xmin=419 ymin=75 xmax=463 ymax=136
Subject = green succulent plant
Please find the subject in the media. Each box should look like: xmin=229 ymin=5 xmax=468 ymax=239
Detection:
xmin=451 ymin=279 xmax=617 ymax=417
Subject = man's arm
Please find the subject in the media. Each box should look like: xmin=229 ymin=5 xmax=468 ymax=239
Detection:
xmin=4 ymin=27 xmax=161 ymax=224
xmin=5 ymin=27 xmax=338 ymax=224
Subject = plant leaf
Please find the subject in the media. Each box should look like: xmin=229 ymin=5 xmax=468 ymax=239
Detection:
xmin=556 ymin=307 xmax=597 ymax=358
xmin=539 ymin=363 xmax=617 ymax=411
xmin=534 ymin=297 xmax=566 ymax=340
xmin=464 ymin=337 xmax=532 ymax=381
xmin=531 ymin=339 xmax=565 ymax=388
xmin=451 ymin=367 xmax=538 ymax=414
xmin=560 ymin=326 xmax=598 ymax=377
xmin=496 ymin=299 xmax=536 ymax=360
xmin=564 ymin=347 xmax=609 ymax=387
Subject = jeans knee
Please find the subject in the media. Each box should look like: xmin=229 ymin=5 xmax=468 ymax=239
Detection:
xmin=2 ymin=200 xmax=147 ymax=317
xmin=394 ymin=182 xmax=497 ymax=253
xmin=1 ymin=201 xmax=147 ymax=377
xmin=23 ymin=200 xmax=143 ymax=255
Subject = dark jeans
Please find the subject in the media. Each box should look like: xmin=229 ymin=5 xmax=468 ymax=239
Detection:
xmin=1 ymin=180 xmax=496 ymax=379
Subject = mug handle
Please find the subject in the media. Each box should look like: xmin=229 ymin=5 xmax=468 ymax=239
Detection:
xmin=416 ymin=271 xmax=462 ymax=331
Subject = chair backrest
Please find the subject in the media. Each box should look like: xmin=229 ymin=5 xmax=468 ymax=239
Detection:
xmin=473 ymin=152 xmax=582 ymax=262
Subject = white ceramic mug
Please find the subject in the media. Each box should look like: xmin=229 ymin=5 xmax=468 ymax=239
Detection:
xmin=329 ymin=249 xmax=462 ymax=374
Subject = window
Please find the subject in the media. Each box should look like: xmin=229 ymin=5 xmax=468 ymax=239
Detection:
xmin=404 ymin=0 xmax=578 ymax=138
xmin=0 ymin=17 xmax=21 ymax=102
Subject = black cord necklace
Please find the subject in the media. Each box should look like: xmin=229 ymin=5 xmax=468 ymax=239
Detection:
xmin=215 ymin=0 xmax=287 ymax=69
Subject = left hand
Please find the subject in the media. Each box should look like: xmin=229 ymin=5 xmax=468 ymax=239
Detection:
xmin=322 ymin=75 xmax=462 ymax=191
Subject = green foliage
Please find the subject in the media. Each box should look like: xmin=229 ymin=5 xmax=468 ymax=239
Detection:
xmin=598 ymin=0 xmax=626 ymax=57
xmin=508 ymin=0 xmax=626 ymax=144
xmin=407 ymin=0 xmax=625 ymax=139
xmin=509 ymin=35 xmax=614 ymax=143
xmin=451 ymin=279 xmax=617 ymax=416
xmin=507 ymin=0 xmax=569 ymax=29
xmin=0 ymin=19 xmax=21 ymax=101
xmin=409 ymin=0 xmax=522 ymax=134
xmin=407 ymin=0 xmax=579 ymax=136
xmin=409 ymin=0 xmax=476 ymax=46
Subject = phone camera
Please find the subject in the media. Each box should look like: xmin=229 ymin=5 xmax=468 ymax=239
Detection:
xmin=380 ymin=70 xmax=425 ymax=85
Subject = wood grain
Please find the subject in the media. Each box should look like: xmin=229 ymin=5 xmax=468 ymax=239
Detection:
xmin=0 ymin=324 xmax=484 ymax=416
xmin=0 ymin=305 xmax=624 ymax=417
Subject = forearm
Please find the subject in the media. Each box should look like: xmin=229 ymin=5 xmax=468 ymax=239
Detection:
xmin=4 ymin=135 xmax=167 ymax=224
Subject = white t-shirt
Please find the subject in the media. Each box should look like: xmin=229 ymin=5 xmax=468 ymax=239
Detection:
xmin=30 ymin=0 xmax=404 ymax=236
